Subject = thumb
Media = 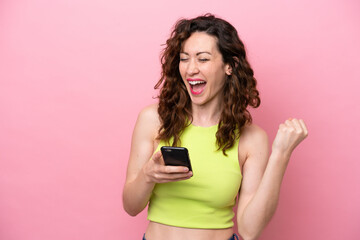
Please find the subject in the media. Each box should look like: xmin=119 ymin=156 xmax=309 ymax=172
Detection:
xmin=152 ymin=151 xmax=164 ymax=165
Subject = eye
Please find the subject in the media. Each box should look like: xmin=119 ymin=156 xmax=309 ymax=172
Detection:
xmin=180 ymin=58 xmax=189 ymax=62
xmin=199 ymin=58 xmax=209 ymax=62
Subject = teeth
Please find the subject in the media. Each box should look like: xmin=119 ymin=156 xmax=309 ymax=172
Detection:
xmin=188 ymin=81 xmax=205 ymax=85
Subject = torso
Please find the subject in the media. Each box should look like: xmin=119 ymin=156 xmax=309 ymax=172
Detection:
xmin=144 ymin=104 xmax=249 ymax=239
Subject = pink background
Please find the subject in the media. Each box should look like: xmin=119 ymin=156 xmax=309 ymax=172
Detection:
xmin=1 ymin=0 xmax=359 ymax=239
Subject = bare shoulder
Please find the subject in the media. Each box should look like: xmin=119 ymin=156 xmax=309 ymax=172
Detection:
xmin=136 ymin=103 xmax=161 ymax=136
xmin=131 ymin=103 xmax=161 ymax=154
xmin=138 ymin=103 xmax=160 ymax=124
xmin=240 ymin=123 xmax=268 ymax=146
xmin=238 ymin=122 xmax=269 ymax=166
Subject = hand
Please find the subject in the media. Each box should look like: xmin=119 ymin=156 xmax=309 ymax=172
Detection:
xmin=142 ymin=151 xmax=193 ymax=184
xmin=272 ymin=118 xmax=308 ymax=158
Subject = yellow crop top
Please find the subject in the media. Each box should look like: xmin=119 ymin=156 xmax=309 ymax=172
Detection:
xmin=147 ymin=123 xmax=242 ymax=229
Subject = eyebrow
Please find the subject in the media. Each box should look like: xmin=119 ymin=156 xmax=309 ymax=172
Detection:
xmin=180 ymin=51 xmax=212 ymax=56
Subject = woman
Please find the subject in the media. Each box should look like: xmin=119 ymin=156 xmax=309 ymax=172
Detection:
xmin=123 ymin=14 xmax=308 ymax=240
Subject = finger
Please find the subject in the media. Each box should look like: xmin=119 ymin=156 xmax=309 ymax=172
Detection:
xmin=167 ymin=171 xmax=193 ymax=179
xmin=152 ymin=151 xmax=165 ymax=165
xmin=161 ymin=165 xmax=190 ymax=174
xmin=291 ymin=119 xmax=303 ymax=133
xmin=278 ymin=123 xmax=286 ymax=131
xmin=284 ymin=119 xmax=295 ymax=128
xmin=156 ymin=172 xmax=193 ymax=182
xmin=298 ymin=119 xmax=309 ymax=136
xmin=152 ymin=151 xmax=161 ymax=160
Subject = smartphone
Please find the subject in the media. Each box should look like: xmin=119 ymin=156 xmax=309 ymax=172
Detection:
xmin=160 ymin=146 xmax=192 ymax=172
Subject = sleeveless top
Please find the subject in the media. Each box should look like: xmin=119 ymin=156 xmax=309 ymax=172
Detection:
xmin=147 ymin=123 xmax=242 ymax=229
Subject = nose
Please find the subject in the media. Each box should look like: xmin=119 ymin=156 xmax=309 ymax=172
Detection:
xmin=186 ymin=59 xmax=199 ymax=75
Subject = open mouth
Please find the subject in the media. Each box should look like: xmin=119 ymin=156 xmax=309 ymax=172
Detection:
xmin=187 ymin=79 xmax=206 ymax=95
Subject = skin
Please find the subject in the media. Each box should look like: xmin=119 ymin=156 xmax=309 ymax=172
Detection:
xmin=123 ymin=32 xmax=308 ymax=240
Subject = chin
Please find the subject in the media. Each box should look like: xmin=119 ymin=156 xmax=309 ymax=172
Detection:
xmin=189 ymin=98 xmax=206 ymax=106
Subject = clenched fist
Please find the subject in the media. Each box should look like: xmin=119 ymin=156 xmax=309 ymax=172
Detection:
xmin=272 ymin=118 xmax=308 ymax=158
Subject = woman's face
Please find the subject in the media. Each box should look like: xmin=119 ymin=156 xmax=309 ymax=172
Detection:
xmin=179 ymin=32 xmax=231 ymax=107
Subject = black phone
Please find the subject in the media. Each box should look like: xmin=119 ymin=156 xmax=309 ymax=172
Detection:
xmin=160 ymin=146 xmax=192 ymax=172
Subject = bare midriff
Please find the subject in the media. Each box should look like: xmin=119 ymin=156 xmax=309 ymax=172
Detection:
xmin=145 ymin=221 xmax=234 ymax=240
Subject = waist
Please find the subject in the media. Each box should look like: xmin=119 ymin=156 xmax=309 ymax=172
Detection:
xmin=145 ymin=222 xmax=235 ymax=240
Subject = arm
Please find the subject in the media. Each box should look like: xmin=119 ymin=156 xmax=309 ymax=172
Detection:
xmin=237 ymin=119 xmax=308 ymax=240
xmin=122 ymin=104 xmax=192 ymax=216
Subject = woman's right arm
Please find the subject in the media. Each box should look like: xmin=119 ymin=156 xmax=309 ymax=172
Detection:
xmin=122 ymin=104 xmax=192 ymax=216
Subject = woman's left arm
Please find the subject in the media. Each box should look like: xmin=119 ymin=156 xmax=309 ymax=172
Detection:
xmin=237 ymin=119 xmax=308 ymax=240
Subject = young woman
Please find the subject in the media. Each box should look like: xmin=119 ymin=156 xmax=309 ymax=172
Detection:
xmin=123 ymin=14 xmax=308 ymax=240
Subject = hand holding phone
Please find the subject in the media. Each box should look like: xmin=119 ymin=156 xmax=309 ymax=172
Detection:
xmin=160 ymin=146 xmax=192 ymax=172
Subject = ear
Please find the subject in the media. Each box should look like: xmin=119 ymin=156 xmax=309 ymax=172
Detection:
xmin=225 ymin=57 xmax=239 ymax=76
xmin=225 ymin=63 xmax=232 ymax=76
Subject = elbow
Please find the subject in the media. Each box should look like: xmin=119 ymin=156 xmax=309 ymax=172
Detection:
xmin=238 ymin=226 xmax=263 ymax=240
xmin=122 ymin=197 xmax=146 ymax=216
xmin=238 ymin=232 xmax=261 ymax=240
xmin=122 ymin=197 xmax=141 ymax=216
xmin=123 ymin=201 xmax=143 ymax=217
xmin=122 ymin=189 xmax=144 ymax=216
xmin=123 ymin=204 xmax=142 ymax=217
xmin=126 ymin=210 xmax=140 ymax=217
xmin=239 ymin=235 xmax=259 ymax=240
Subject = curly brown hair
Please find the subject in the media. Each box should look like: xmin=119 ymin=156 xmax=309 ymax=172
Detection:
xmin=154 ymin=13 xmax=260 ymax=155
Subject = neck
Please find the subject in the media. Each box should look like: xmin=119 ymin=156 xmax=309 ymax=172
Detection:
xmin=190 ymin=99 xmax=223 ymax=127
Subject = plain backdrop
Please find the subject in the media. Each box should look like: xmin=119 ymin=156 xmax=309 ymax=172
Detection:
xmin=0 ymin=0 xmax=359 ymax=239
